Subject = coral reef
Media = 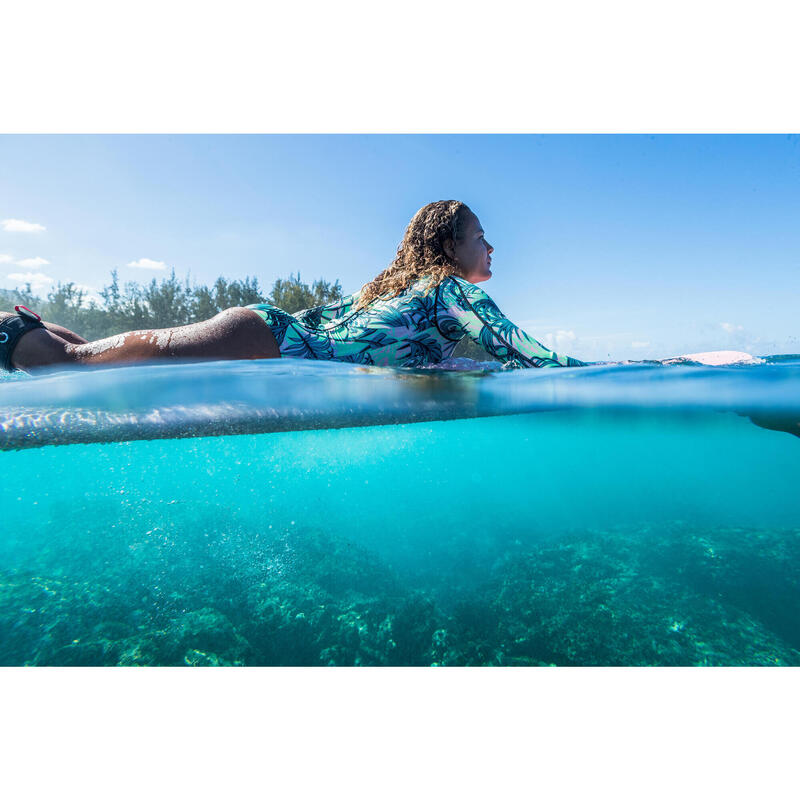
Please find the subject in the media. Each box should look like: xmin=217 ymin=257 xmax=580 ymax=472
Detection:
xmin=1 ymin=524 xmax=799 ymax=666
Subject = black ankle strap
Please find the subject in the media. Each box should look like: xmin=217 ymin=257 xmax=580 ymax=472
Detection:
xmin=0 ymin=309 xmax=46 ymax=372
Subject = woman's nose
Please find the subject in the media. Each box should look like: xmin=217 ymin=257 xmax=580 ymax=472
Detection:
xmin=486 ymin=240 xmax=494 ymax=253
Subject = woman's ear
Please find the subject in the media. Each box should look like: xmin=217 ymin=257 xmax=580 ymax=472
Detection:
xmin=442 ymin=237 xmax=456 ymax=260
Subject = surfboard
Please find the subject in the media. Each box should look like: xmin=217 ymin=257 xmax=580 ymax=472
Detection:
xmin=1 ymin=354 xmax=793 ymax=451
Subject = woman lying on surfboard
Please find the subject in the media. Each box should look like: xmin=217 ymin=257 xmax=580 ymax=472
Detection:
xmin=1 ymin=201 xmax=587 ymax=373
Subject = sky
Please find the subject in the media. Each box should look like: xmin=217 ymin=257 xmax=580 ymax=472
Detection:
xmin=1 ymin=134 xmax=798 ymax=361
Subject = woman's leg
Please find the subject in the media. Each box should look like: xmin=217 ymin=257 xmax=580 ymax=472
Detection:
xmin=5 ymin=307 xmax=280 ymax=372
xmin=41 ymin=321 xmax=89 ymax=345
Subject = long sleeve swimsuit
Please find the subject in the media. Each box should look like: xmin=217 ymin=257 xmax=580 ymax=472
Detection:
xmin=247 ymin=275 xmax=586 ymax=369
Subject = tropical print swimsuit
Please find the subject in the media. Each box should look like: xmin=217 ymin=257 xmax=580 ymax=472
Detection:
xmin=247 ymin=275 xmax=586 ymax=369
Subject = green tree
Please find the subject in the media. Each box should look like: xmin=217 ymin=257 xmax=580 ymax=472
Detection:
xmin=100 ymin=270 xmax=153 ymax=332
xmin=44 ymin=282 xmax=88 ymax=333
xmin=142 ymin=270 xmax=192 ymax=329
xmin=190 ymin=285 xmax=219 ymax=324
xmin=43 ymin=283 xmax=113 ymax=341
xmin=267 ymin=273 xmax=342 ymax=314
xmin=1 ymin=283 xmax=39 ymax=310
xmin=3 ymin=270 xmax=354 ymax=346
xmin=189 ymin=276 xmax=267 ymax=322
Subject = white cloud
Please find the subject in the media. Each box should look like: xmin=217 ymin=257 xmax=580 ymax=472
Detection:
xmin=2 ymin=218 xmax=46 ymax=233
xmin=630 ymin=341 xmax=651 ymax=349
xmin=15 ymin=256 xmax=50 ymax=268
xmin=540 ymin=329 xmax=577 ymax=353
xmin=0 ymin=254 xmax=13 ymax=263
xmin=127 ymin=258 xmax=167 ymax=270
xmin=720 ymin=322 xmax=744 ymax=334
xmin=7 ymin=271 xmax=55 ymax=291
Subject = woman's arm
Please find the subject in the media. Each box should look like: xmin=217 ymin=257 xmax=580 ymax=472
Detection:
xmin=436 ymin=277 xmax=587 ymax=368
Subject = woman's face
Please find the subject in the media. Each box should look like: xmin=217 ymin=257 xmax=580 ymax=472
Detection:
xmin=453 ymin=213 xmax=493 ymax=283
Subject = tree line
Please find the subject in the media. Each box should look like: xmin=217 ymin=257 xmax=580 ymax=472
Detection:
xmin=1 ymin=270 xmax=490 ymax=361
xmin=0 ymin=271 xmax=342 ymax=342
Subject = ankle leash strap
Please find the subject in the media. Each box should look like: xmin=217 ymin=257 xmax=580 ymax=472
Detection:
xmin=0 ymin=307 xmax=46 ymax=372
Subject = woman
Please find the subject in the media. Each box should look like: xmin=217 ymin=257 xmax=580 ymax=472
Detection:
xmin=1 ymin=201 xmax=585 ymax=373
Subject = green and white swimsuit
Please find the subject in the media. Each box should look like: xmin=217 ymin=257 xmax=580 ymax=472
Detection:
xmin=248 ymin=275 xmax=586 ymax=369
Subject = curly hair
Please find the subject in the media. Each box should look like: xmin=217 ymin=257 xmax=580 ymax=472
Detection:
xmin=353 ymin=200 xmax=473 ymax=311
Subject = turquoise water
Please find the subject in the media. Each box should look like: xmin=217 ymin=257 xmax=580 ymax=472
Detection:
xmin=2 ymin=358 xmax=800 ymax=665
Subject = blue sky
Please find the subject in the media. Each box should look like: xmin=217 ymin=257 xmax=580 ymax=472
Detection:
xmin=1 ymin=134 xmax=798 ymax=361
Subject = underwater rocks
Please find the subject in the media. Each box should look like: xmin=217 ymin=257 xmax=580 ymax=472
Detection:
xmin=468 ymin=532 xmax=799 ymax=666
xmin=0 ymin=530 xmax=446 ymax=666
xmin=1 ymin=524 xmax=799 ymax=666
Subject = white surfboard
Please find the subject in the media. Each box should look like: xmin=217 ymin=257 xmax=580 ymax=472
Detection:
xmin=662 ymin=350 xmax=762 ymax=366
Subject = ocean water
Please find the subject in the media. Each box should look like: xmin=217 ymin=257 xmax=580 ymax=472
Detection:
xmin=1 ymin=357 xmax=799 ymax=666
